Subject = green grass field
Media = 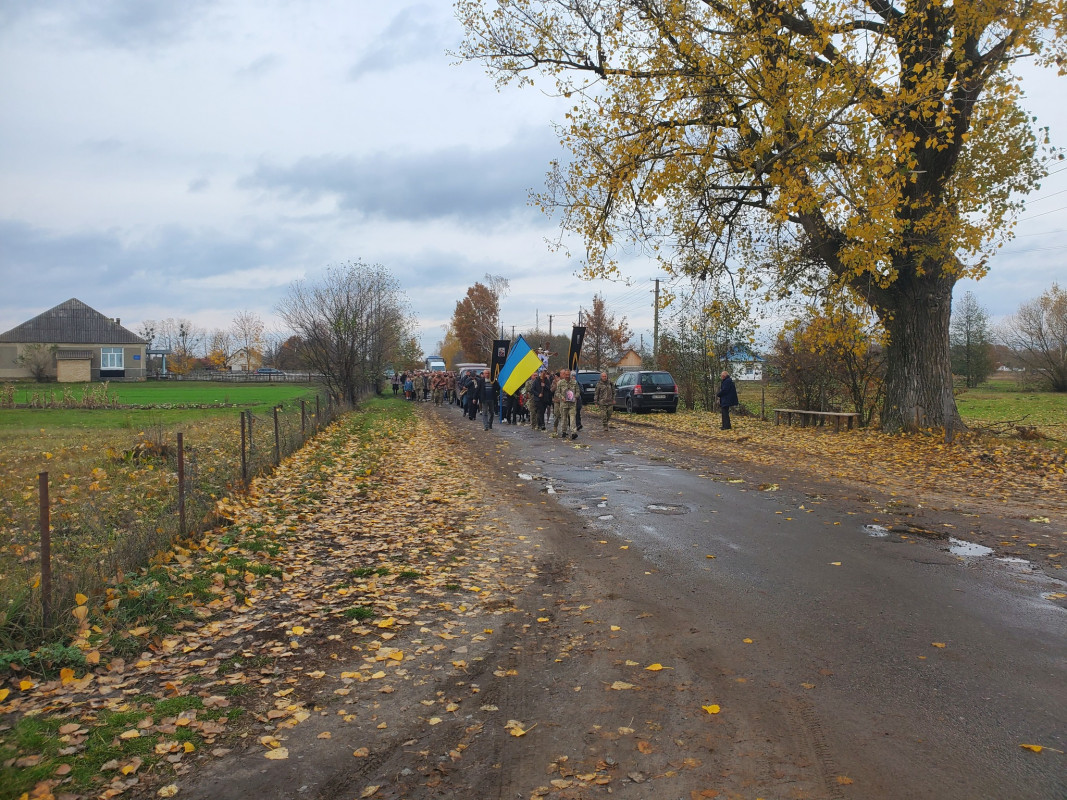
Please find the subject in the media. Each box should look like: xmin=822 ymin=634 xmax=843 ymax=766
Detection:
xmin=727 ymin=378 xmax=1066 ymax=441
xmin=1 ymin=381 xmax=325 ymax=430
xmin=0 ymin=381 xmax=334 ymax=645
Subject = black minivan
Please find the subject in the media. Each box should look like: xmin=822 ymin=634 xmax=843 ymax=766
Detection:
xmin=574 ymin=370 xmax=602 ymax=405
xmin=613 ymin=370 xmax=679 ymax=413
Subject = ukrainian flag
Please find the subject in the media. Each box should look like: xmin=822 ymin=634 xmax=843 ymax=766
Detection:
xmin=498 ymin=335 xmax=543 ymax=396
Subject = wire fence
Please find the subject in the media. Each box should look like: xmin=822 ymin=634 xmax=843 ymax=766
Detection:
xmin=3 ymin=394 xmax=348 ymax=647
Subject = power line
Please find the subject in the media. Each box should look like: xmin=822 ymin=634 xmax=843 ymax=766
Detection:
xmin=1018 ymin=203 xmax=1067 ymax=221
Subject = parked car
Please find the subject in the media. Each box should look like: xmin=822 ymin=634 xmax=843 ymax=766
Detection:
xmin=613 ymin=370 xmax=679 ymax=413
xmin=255 ymin=367 xmax=286 ymax=376
xmin=574 ymin=370 xmax=602 ymax=404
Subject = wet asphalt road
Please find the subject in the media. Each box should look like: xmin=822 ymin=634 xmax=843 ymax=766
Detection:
xmin=485 ymin=414 xmax=1067 ymax=799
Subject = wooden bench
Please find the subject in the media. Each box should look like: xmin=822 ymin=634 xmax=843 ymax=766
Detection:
xmin=773 ymin=408 xmax=860 ymax=432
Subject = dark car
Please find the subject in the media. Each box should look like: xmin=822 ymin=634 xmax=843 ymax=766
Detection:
xmin=613 ymin=370 xmax=679 ymax=413
xmin=255 ymin=367 xmax=285 ymax=377
xmin=574 ymin=370 xmax=602 ymax=404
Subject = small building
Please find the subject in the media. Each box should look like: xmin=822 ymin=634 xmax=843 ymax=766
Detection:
xmin=615 ymin=348 xmax=644 ymax=372
xmin=726 ymin=346 xmax=764 ymax=381
xmin=226 ymin=348 xmax=262 ymax=372
xmin=0 ymin=298 xmax=147 ymax=382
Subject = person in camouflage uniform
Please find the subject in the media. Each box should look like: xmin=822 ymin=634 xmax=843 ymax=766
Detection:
xmin=553 ymin=369 xmax=580 ymax=440
xmin=594 ymin=371 xmax=615 ymax=429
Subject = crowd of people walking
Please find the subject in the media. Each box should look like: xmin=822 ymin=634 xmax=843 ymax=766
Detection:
xmin=391 ymin=367 xmax=618 ymax=438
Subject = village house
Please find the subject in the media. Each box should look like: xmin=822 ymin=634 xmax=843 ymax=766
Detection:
xmin=0 ymin=298 xmax=147 ymax=382
xmin=615 ymin=347 xmax=644 ymax=372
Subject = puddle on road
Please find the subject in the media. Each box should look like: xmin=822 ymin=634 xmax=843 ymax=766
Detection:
xmin=598 ymin=514 xmax=615 ymax=521
xmin=948 ymin=538 xmax=994 ymax=557
xmin=864 ymin=524 xmax=889 ymax=537
xmin=646 ymin=503 xmax=689 ymax=515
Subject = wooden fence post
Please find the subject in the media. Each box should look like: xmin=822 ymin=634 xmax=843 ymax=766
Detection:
xmin=273 ymin=406 xmax=280 ymax=466
xmin=240 ymin=411 xmax=248 ymax=485
xmin=39 ymin=472 xmax=51 ymax=628
xmin=177 ymin=432 xmax=186 ymax=535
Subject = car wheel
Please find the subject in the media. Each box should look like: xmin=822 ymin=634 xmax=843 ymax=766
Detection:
xmin=666 ymin=405 xmax=677 ymax=414
xmin=626 ymin=396 xmax=635 ymax=414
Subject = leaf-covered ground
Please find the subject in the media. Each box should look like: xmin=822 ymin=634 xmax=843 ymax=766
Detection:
xmin=4 ymin=398 xmax=1063 ymax=800
xmin=0 ymin=401 xmax=544 ymax=799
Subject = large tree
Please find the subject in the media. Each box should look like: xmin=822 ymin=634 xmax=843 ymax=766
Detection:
xmin=582 ymin=294 xmax=633 ymax=369
xmin=458 ymin=0 xmax=1064 ymax=431
xmin=277 ymin=262 xmax=411 ymax=404
xmin=452 ymin=280 xmax=503 ymax=361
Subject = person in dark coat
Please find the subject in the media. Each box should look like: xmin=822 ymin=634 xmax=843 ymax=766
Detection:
xmin=716 ymin=370 xmax=739 ymax=430
xmin=478 ymin=370 xmax=499 ymax=430
xmin=531 ymin=370 xmax=550 ymax=431
xmin=468 ymin=372 xmax=484 ymax=421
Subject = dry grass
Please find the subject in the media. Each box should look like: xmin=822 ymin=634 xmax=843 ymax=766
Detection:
xmin=0 ymin=403 xmax=334 ymax=648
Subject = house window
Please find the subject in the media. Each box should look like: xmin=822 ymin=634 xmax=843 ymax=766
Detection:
xmin=101 ymin=348 xmax=124 ymax=369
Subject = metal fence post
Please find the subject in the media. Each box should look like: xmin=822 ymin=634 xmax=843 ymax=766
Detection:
xmin=39 ymin=471 xmax=51 ymax=628
xmin=177 ymin=432 xmax=186 ymax=535
xmin=301 ymin=399 xmax=306 ymax=438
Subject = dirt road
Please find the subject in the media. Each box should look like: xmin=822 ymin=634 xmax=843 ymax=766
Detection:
xmin=177 ymin=404 xmax=1066 ymax=800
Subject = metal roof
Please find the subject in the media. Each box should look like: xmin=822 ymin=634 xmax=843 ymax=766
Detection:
xmin=0 ymin=299 xmax=146 ymax=345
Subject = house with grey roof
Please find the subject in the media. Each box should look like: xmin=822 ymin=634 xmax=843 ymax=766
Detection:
xmin=0 ymin=299 xmax=147 ymax=382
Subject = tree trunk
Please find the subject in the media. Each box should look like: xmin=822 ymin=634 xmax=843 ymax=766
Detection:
xmin=878 ymin=275 xmax=964 ymax=433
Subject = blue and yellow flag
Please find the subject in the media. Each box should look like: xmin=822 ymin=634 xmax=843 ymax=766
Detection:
xmin=498 ymin=335 xmax=543 ymax=396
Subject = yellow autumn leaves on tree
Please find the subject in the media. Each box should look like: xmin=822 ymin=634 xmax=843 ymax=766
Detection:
xmin=457 ymin=0 xmax=1067 ymax=431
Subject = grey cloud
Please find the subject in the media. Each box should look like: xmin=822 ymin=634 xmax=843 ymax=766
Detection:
xmin=349 ymin=5 xmax=452 ymax=79
xmin=0 ymin=218 xmax=313 ymax=328
xmin=236 ymin=53 xmax=283 ymax=79
xmin=188 ymin=177 xmax=211 ymax=193
xmin=238 ymin=136 xmax=559 ymax=224
xmin=81 ymin=138 xmax=127 ymax=155
xmin=0 ymin=0 xmax=218 ymax=49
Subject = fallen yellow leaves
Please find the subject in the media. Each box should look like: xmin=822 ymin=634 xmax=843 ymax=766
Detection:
xmin=702 ymin=704 xmax=721 ymax=715
xmin=505 ymin=719 xmax=536 ymax=736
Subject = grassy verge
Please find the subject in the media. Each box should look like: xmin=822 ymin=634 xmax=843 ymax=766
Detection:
xmin=0 ymin=396 xmax=414 ymax=800
xmin=701 ymin=380 xmax=1065 ymax=444
xmin=0 ymin=384 xmax=331 ymax=649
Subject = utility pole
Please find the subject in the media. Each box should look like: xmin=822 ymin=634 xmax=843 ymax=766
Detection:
xmin=652 ymin=279 xmax=660 ymax=369
xmin=548 ymin=315 xmax=553 ymax=339
xmin=511 ymin=325 xmax=515 ymax=340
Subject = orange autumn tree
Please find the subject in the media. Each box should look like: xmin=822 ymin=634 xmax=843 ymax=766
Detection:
xmin=457 ymin=0 xmax=1066 ymax=432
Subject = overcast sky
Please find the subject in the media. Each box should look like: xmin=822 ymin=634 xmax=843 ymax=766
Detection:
xmin=1 ymin=1 xmax=1064 ymax=357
